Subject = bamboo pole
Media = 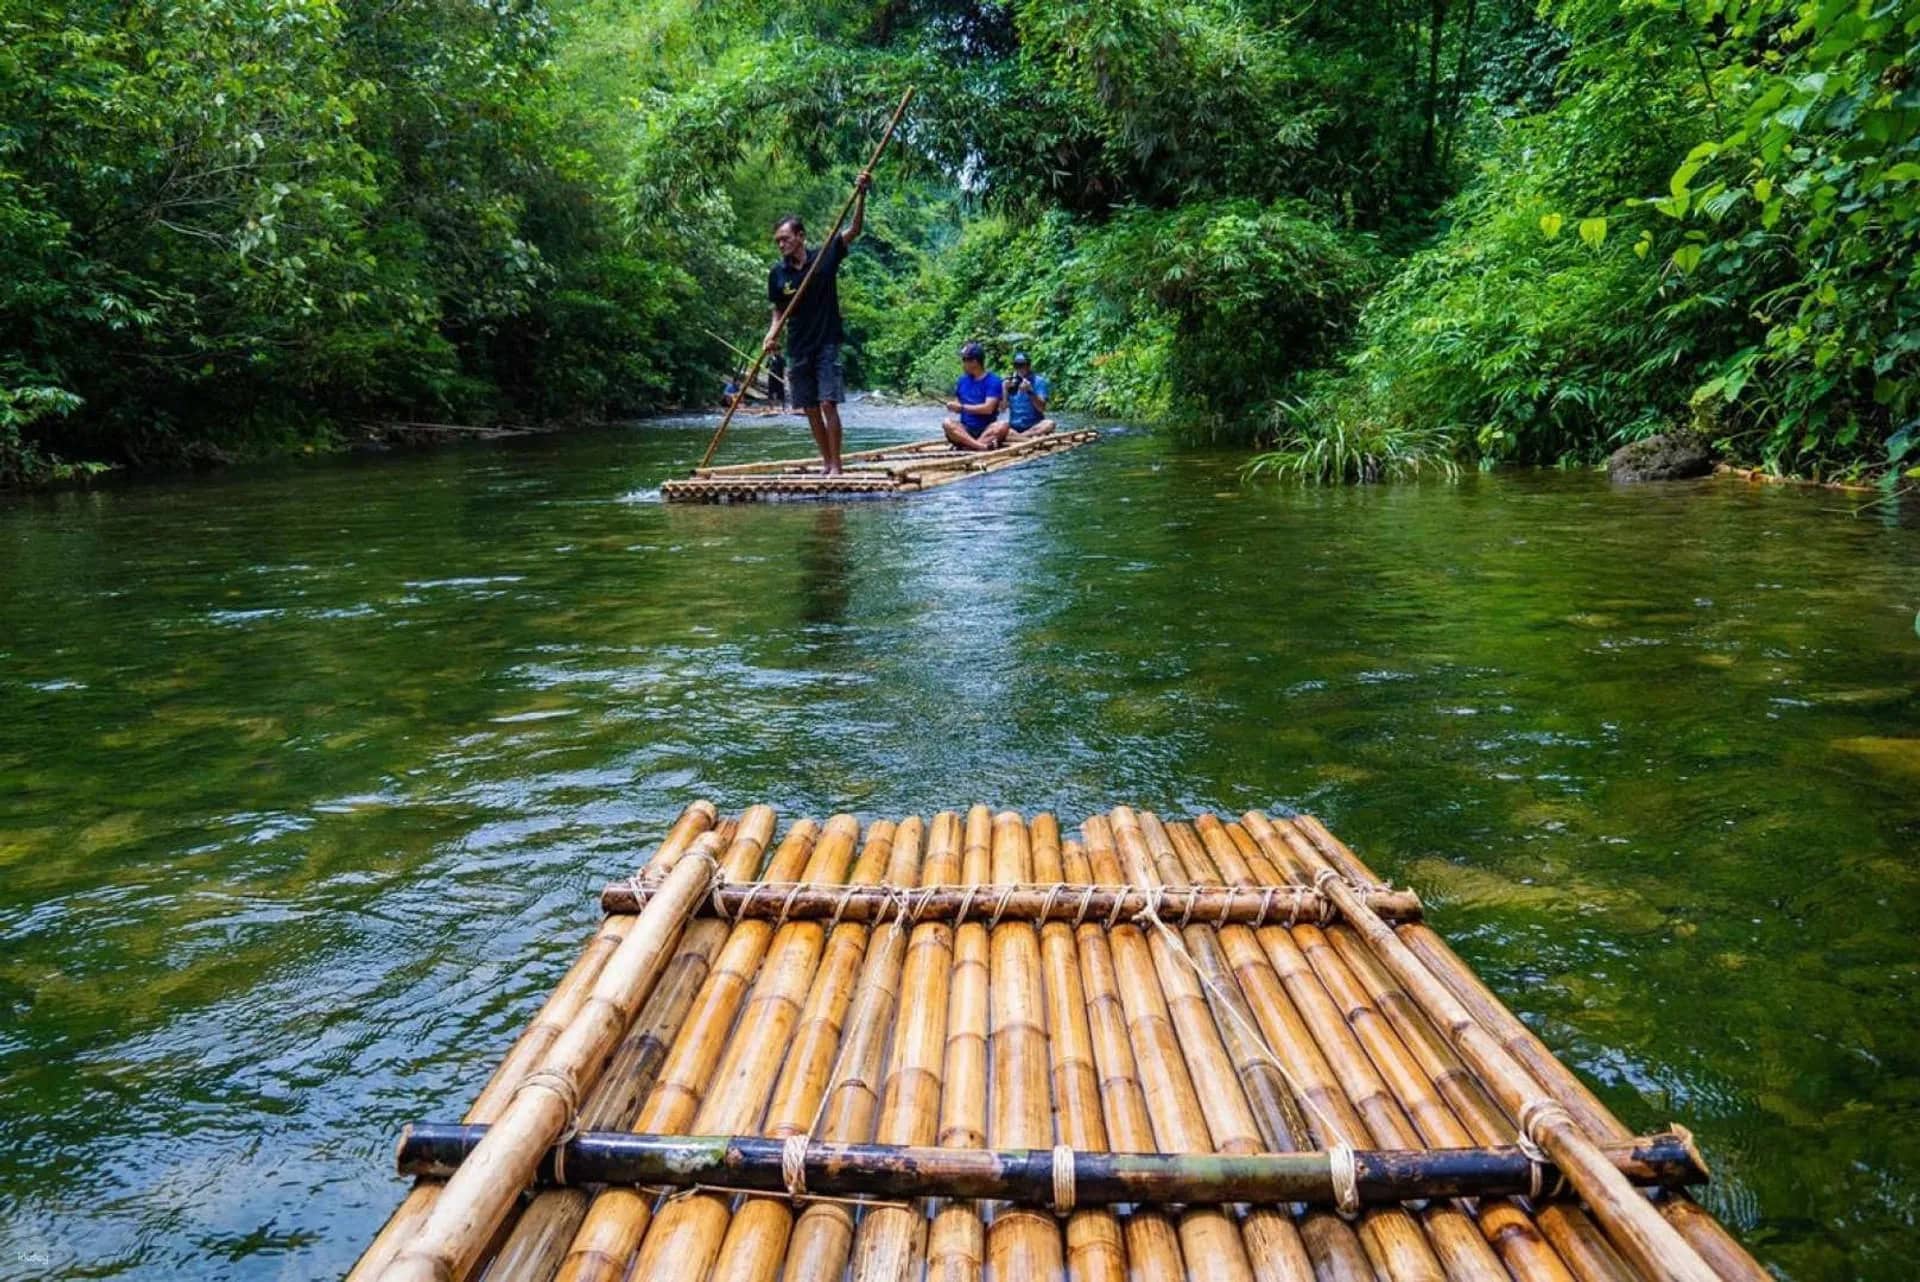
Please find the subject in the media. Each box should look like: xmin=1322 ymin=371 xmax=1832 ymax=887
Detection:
xmin=1322 ymin=926 xmax=1636 ymax=1282
xmin=379 ymin=808 xmax=768 ymax=1282
xmin=477 ymin=814 xmax=781 ymax=1282
xmin=702 ymin=818 xmax=912 ymax=1282
xmin=621 ymin=814 xmax=863 ymax=1280
xmin=1079 ymin=813 xmax=1256 ymax=1282
xmin=927 ymin=805 xmax=993 ymax=1282
xmin=1183 ymin=818 xmax=1384 ymax=1282
xmin=779 ymin=816 xmax=928 ymax=1282
xmin=551 ymin=817 xmax=828 ymax=1282
xmin=985 ymin=811 xmax=1065 ymax=1282
xmin=348 ymin=801 xmax=720 ymax=1282
xmin=1170 ymin=815 xmax=1505 ymax=1282
xmin=1031 ymin=821 xmax=1126 ymax=1282
xmin=1060 ymin=835 xmax=1186 ymax=1282
xmin=1241 ymin=812 xmax=1724 ymax=1282
xmin=850 ymin=811 xmax=962 ymax=1282
xmin=1118 ymin=810 xmax=1374 ymax=1282
xmin=698 ymin=88 xmax=915 ymax=470
xmin=1296 ymin=819 xmax=1766 ymax=1282
xmin=400 ymin=1128 xmax=1709 ymax=1203
xmin=600 ymin=878 xmax=1421 ymax=924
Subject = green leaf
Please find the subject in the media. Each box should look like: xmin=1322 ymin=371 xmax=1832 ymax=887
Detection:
xmin=1752 ymin=177 xmax=1773 ymax=202
xmin=1633 ymin=232 xmax=1652 ymax=259
xmin=1884 ymin=162 xmax=1920 ymax=181
xmin=1538 ymin=213 xmax=1564 ymax=239
xmin=1577 ymin=217 xmax=1608 ymax=248
xmin=1672 ymin=244 xmax=1703 ymax=273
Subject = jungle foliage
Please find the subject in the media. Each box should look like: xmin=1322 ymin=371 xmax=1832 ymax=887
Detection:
xmin=2 ymin=0 xmax=1913 ymax=484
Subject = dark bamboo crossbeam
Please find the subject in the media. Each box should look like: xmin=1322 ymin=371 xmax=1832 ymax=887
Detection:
xmin=599 ymin=878 xmax=1424 ymax=924
xmin=396 ymin=1125 xmax=1707 ymax=1205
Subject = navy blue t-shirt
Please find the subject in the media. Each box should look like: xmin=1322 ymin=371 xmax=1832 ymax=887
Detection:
xmin=954 ymin=371 xmax=1004 ymax=431
xmin=768 ymin=235 xmax=848 ymax=359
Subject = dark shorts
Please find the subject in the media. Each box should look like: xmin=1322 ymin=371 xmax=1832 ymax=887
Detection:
xmin=787 ymin=345 xmax=845 ymax=409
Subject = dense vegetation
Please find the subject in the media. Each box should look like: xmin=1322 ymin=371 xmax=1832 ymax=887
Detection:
xmin=2 ymin=0 xmax=1914 ymax=486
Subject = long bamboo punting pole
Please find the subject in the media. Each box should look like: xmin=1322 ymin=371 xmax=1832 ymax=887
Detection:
xmin=927 ymin=805 xmax=993 ymax=1282
xmin=698 ymin=87 xmax=914 ymax=470
xmin=1080 ymin=814 xmax=1257 ymax=1282
xmin=1240 ymin=812 xmax=1724 ymax=1282
xmin=1294 ymin=818 xmax=1767 ymax=1282
xmin=1032 ymin=821 xmax=1125 ymax=1282
xmin=780 ymin=816 xmax=928 ymax=1282
xmin=478 ymin=814 xmax=783 ymax=1282
xmin=600 ymin=878 xmax=1421 ymax=923
xmin=348 ymin=801 xmax=721 ymax=1282
xmin=850 ymin=811 xmax=961 ymax=1282
xmin=398 ymin=1127 xmax=1710 ymax=1202
xmin=701 ymin=818 xmax=908 ymax=1282
xmin=1061 ymin=834 xmax=1186 ymax=1282
xmin=985 ymin=811 xmax=1066 ymax=1282
xmin=378 ymin=808 xmax=769 ymax=1282
xmin=549 ymin=818 xmax=827 ymax=1282
xmin=620 ymin=814 xmax=862 ymax=1281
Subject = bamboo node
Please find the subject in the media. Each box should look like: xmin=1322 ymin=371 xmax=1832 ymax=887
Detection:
xmin=782 ymin=1134 xmax=811 ymax=1201
xmin=1051 ymin=1145 xmax=1076 ymax=1215
xmin=1329 ymin=1143 xmax=1360 ymax=1217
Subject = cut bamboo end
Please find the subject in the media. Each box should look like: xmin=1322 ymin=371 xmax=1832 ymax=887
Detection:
xmin=352 ymin=804 xmax=1769 ymax=1282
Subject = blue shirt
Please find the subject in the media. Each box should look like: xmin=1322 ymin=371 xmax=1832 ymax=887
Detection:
xmin=1006 ymin=374 xmax=1049 ymax=429
xmin=954 ymin=371 xmax=1004 ymax=431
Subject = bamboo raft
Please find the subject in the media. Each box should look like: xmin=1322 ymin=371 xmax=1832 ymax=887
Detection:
xmin=661 ymin=430 xmax=1099 ymax=502
xmin=351 ymin=804 xmax=1767 ymax=1282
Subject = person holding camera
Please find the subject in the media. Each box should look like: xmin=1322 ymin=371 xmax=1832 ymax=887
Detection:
xmin=1000 ymin=351 xmax=1055 ymax=439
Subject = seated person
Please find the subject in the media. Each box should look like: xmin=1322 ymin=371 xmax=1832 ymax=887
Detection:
xmin=722 ymin=375 xmax=742 ymax=409
xmin=943 ymin=342 xmax=1010 ymax=450
xmin=1000 ymin=351 xmax=1055 ymax=439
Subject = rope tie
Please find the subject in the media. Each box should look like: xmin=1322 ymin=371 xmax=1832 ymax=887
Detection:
xmin=1175 ymin=887 xmax=1198 ymax=928
xmin=1073 ymin=885 xmax=1096 ymax=927
xmin=1051 ymin=1145 xmax=1076 ymax=1215
xmin=775 ymin=881 xmax=805 ymax=927
xmin=954 ymin=885 xmax=981 ymax=926
xmin=782 ymin=1134 xmax=811 ymax=1201
xmin=1037 ymin=883 xmax=1065 ymax=926
xmin=519 ymin=1067 xmax=581 ymax=1119
xmin=1516 ymin=1099 xmax=1574 ymax=1199
xmin=1329 ymin=1144 xmax=1361 ymax=1217
xmin=986 ymin=885 xmax=1016 ymax=930
xmin=825 ymin=884 xmax=858 ymax=935
xmin=1104 ymin=888 xmax=1129 ymax=929
xmin=1513 ymin=1134 xmax=1565 ymax=1200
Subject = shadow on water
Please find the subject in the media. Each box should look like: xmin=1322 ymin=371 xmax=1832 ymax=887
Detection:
xmin=0 ymin=401 xmax=1918 ymax=1279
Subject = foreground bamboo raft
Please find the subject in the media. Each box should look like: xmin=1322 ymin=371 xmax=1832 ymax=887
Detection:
xmin=353 ymin=804 xmax=1768 ymax=1282
xmin=660 ymin=429 xmax=1098 ymax=502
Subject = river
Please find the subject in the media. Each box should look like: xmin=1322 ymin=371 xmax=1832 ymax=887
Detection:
xmin=2 ymin=405 xmax=1917 ymax=1280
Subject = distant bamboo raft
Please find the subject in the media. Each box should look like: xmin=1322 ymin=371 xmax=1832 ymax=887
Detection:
xmin=660 ymin=429 xmax=1098 ymax=502
xmin=351 ymin=803 xmax=1769 ymax=1282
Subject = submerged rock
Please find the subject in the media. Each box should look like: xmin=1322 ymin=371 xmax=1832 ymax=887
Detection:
xmin=1608 ymin=431 xmax=1715 ymax=483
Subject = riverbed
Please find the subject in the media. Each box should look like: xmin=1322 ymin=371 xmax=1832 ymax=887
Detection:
xmin=3 ymin=405 xmax=1917 ymax=1279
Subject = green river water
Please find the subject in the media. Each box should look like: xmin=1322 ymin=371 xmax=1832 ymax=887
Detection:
xmin=3 ymin=407 xmax=1918 ymax=1280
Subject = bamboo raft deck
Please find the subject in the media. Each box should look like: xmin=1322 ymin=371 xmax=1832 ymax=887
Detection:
xmin=351 ymin=804 xmax=1767 ymax=1282
xmin=661 ymin=429 xmax=1099 ymax=502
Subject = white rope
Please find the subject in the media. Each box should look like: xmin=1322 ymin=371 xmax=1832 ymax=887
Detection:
xmin=1051 ymin=1145 xmax=1076 ymax=1215
xmin=1329 ymin=1143 xmax=1361 ymax=1217
xmin=782 ymin=1134 xmax=810 ymax=1200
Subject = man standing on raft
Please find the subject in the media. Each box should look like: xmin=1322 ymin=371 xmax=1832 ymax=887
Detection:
xmin=764 ymin=174 xmax=869 ymax=475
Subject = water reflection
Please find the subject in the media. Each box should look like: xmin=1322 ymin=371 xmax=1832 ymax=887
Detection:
xmin=797 ymin=505 xmax=849 ymax=626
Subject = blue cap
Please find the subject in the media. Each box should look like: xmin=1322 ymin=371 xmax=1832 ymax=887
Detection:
xmin=959 ymin=341 xmax=985 ymax=362
xmin=1012 ymin=351 xmax=1030 ymax=366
